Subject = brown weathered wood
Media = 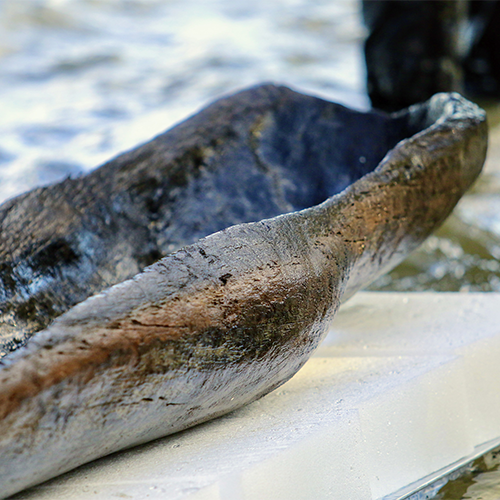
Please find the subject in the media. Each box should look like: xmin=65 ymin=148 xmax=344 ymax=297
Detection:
xmin=0 ymin=85 xmax=487 ymax=498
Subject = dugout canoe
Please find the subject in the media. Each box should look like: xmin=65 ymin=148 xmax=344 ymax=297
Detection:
xmin=0 ymin=85 xmax=487 ymax=498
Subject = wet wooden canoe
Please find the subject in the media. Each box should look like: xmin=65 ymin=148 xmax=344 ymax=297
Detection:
xmin=0 ymin=85 xmax=487 ymax=498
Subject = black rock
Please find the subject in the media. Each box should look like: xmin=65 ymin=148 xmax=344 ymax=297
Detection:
xmin=363 ymin=0 xmax=500 ymax=110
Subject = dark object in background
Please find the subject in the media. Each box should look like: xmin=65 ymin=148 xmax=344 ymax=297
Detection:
xmin=363 ymin=0 xmax=500 ymax=111
xmin=464 ymin=1 xmax=500 ymax=97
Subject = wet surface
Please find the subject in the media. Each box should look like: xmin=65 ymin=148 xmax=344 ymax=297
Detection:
xmin=407 ymin=446 xmax=500 ymax=500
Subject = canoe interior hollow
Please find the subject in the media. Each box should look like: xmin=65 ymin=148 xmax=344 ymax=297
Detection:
xmin=0 ymin=85 xmax=453 ymax=356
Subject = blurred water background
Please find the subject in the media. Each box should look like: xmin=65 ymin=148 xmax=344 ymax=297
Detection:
xmin=1 ymin=0 xmax=500 ymax=498
xmin=0 ymin=0 xmax=367 ymax=200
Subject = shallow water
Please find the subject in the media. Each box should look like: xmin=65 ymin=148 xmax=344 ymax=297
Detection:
xmin=1 ymin=1 xmax=500 ymax=498
xmin=407 ymin=446 xmax=500 ymax=500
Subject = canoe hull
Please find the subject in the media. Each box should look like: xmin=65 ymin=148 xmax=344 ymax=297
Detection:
xmin=0 ymin=86 xmax=488 ymax=498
